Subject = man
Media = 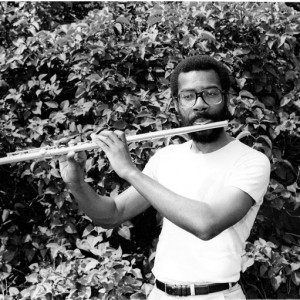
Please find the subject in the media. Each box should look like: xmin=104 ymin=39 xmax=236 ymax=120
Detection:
xmin=59 ymin=55 xmax=270 ymax=299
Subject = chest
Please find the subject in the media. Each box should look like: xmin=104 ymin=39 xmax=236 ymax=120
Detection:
xmin=155 ymin=153 xmax=231 ymax=200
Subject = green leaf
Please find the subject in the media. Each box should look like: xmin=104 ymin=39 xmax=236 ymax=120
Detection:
xmin=285 ymin=25 xmax=300 ymax=35
xmin=25 ymin=273 xmax=39 ymax=284
xmin=236 ymin=131 xmax=252 ymax=140
xmin=45 ymin=101 xmax=58 ymax=108
xmin=280 ymin=96 xmax=292 ymax=107
xmin=116 ymin=16 xmax=131 ymax=25
xmin=239 ymin=90 xmax=255 ymax=99
xmin=233 ymin=48 xmax=251 ymax=56
xmin=266 ymin=28 xmax=278 ymax=36
xmin=84 ymin=258 xmax=99 ymax=272
xmin=75 ymin=84 xmax=86 ymax=99
xmin=199 ymin=30 xmax=215 ymax=42
xmin=271 ymin=275 xmax=282 ymax=291
xmin=118 ymin=226 xmax=131 ymax=240
xmin=9 ymin=287 xmax=19 ymax=296
xmin=292 ymin=271 xmax=300 ymax=286
xmin=2 ymin=209 xmax=10 ymax=222
xmin=50 ymin=74 xmax=57 ymax=84
xmin=290 ymin=263 xmax=300 ymax=272
xmin=147 ymin=15 xmax=162 ymax=26
xmin=256 ymin=135 xmax=272 ymax=149
xmin=45 ymin=185 xmax=59 ymax=195
xmin=82 ymin=224 xmax=94 ymax=237
xmin=65 ymin=223 xmax=77 ymax=234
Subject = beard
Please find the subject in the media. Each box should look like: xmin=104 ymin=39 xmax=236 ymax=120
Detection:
xmin=180 ymin=104 xmax=230 ymax=144
xmin=190 ymin=126 xmax=223 ymax=144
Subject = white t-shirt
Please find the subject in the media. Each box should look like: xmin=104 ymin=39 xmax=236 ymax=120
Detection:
xmin=143 ymin=139 xmax=270 ymax=284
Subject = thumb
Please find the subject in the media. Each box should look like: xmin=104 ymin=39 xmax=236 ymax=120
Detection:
xmin=66 ymin=151 xmax=86 ymax=165
xmin=66 ymin=151 xmax=77 ymax=163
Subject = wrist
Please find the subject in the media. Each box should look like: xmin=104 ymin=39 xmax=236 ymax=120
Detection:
xmin=122 ymin=166 xmax=141 ymax=182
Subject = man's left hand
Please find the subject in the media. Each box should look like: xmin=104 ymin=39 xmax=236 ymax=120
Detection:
xmin=91 ymin=130 xmax=138 ymax=180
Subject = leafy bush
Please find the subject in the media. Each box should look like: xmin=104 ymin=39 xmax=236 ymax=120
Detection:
xmin=0 ymin=1 xmax=300 ymax=299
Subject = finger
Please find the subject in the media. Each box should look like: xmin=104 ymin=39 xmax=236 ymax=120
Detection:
xmin=91 ymin=133 xmax=110 ymax=151
xmin=74 ymin=151 xmax=87 ymax=162
xmin=100 ymin=130 xmax=124 ymax=145
xmin=54 ymin=137 xmax=70 ymax=146
xmin=115 ymin=130 xmax=127 ymax=143
xmin=91 ymin=132 xmax=115 ymax=148
xmin=54 ymin=136 xmax=77 ymax=146
xmin=58 ymin=154 xmax=68 ymax=164
xmin=67 ymin=138 xmax=79 ymax=146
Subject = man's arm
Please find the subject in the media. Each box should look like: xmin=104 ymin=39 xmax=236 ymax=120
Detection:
xmin=124 ymin=168 xmax=254 ymax=240
xmin=59 ymin=151 xmax=151 ymax=228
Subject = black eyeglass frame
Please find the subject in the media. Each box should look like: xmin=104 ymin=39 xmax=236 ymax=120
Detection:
xmin=177 ymin=87 xmax=226 ymax=107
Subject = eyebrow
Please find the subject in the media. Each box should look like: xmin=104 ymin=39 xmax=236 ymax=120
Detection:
xmin=179 ymin=86 xmax=219 ymax=92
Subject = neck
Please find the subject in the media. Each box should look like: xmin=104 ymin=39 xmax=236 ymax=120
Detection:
xmin=191 ymin=131 xmax=234 ymax=154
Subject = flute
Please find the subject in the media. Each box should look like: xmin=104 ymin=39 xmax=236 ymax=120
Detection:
xmin=0 ymin=121 xmax=228 ymax=165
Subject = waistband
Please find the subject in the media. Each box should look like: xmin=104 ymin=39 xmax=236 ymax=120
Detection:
xmin=156 ymin=279 xmax=238 ymax=296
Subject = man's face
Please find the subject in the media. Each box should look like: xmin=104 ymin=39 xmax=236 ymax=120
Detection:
xmin=175 ymin=69 xmax=229 ymax=144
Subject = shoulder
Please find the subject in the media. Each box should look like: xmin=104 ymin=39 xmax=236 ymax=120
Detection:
xmin=231 ymin=140 xmax=271 ymax=169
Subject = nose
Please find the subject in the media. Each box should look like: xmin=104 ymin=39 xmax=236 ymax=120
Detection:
xmin=193 ymin=95 xmax=208 ymax=110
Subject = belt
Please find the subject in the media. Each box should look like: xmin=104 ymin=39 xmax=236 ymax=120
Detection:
xmin=156 ymin=279 xmax=238 ymax=296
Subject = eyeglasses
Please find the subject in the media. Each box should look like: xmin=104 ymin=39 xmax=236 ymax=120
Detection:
xmin=178 ymin=87 xmax=224 ymax=107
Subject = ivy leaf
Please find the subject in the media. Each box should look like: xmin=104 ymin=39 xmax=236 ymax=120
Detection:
xmin=198 ymin=30 xmax=215 ymax=42
xmin=50 ymin=74 xmax=57 ymax=84
xmin=2 ymin=209 xmax=10 ymax=222
xmin=233 ymin=48 xmax=251 ymax=56
xmin=45 ymin=101 xmax=58 ymax=108
xmin=118 ymin=226 xmax=131 ymax=240
xmin=82 ymin=224 xmax=94 ymax=237
xmin=280 ymin=96 xmax=292 ymax=107
xmin=116 ymin=16 xmax=131 ymax=25
xmin=75 ymin=83 xmax=86 ymax=99
xmin=266 ymin=28 xmax=279 ymax=36
xmin=239 ymin=90 xmax=255 ymax=99
xmin=272 ymin=160 xmax=297 ymax=186
xmin=290 ymin=262 xmax=300 ymax=272
xmin=9 ymin=287 xmax=19 ymax=296
xmin=25 ymin=273 xmax=39 ymax=284
xmin=291 ymin=271 xmax=300 ymax=286
xmin=256 ymin=135 xmax=272 ymax=149
xmin=285 ymin=25 xmax=300 ymax=35
xmin=147 ymin=15 xmax=162 ymax=26
xmin=271 ymin=275 xmax=282 ymax=291
xmin=65 ymin=223 xmax=77 ymax=234
xmin=84 ymin=258 xmax=99 ymax=272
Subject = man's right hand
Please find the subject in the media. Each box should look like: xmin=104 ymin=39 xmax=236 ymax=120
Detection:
xmin=59 ymin=151 xmax=87 ymax=185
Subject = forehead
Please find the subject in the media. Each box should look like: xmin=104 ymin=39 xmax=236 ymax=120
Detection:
xmin=178 ymin=70 xmax=221 ymax=91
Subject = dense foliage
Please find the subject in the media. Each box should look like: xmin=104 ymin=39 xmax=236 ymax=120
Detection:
xmin=1 ymin=1 xmax=300 ymax=299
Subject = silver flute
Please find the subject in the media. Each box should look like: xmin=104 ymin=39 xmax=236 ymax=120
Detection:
xmin=0 ymin=121 xmax=228 ymax=165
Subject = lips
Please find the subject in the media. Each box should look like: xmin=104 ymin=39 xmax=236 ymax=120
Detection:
xmin=192 ymin=119 xmax=212 ymax=125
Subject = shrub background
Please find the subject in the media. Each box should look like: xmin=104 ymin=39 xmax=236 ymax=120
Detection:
xmin=1 ymin=2 xmax=300 ymax=299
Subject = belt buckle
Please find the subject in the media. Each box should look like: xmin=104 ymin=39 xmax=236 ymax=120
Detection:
xmin=166 ymin=285 xmax=174 ymax=295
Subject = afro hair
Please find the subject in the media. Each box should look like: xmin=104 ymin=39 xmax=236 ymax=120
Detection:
xmin=170 ymin=55 xmax=231 ymax=97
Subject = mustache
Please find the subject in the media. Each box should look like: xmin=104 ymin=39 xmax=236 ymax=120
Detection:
xmin=190 ymin=113 xmax=212 ymax=123
xmin=191 ymin=108 xmax=229 ymax=124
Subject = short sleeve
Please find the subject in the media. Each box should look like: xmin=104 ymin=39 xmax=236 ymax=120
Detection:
xmin=224 ymin=152 xmax=270 ymax=205
xmin=142 ymin=154 xmax=158 ymax=180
